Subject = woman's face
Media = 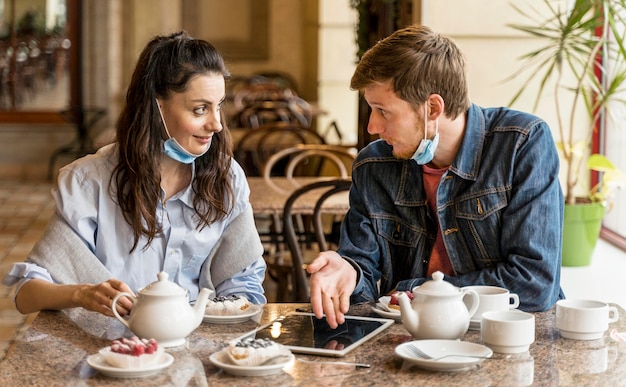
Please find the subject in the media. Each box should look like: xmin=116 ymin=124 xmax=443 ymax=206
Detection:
xmin=158 ymin=73 xmax=225 ymax=156
xmin=363 ymin=81 xmax=425 ymax=159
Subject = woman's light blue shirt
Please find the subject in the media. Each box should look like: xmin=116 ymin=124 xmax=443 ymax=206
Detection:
xmin=7 ymin=144 xmax=266 ymax=304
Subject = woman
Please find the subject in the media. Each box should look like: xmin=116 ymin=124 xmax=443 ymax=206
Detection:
xmin=3 ymin=31 xmax=266 ymax=317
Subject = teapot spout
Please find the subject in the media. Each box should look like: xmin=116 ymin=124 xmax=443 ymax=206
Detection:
xmin=192 ymin=288 xmax=213 ymax=326
xmin=398 ymin=291 xmax=419 ymax=337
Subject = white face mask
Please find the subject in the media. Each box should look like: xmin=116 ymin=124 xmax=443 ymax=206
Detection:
xmin=156 ymin=99 xmax=208 ymax=164
xmin=411 ymin=104 xmax=439 ymax=165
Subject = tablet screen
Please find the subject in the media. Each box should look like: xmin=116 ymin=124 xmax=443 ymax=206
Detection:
xmin=234 ymin=312 xmax=394 ymax=357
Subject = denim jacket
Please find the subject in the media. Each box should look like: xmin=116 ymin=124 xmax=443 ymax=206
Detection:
xmin=340 ymin=104 xmax=564 ymax=312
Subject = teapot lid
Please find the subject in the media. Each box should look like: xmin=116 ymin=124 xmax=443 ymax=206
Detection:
xmin=414 ymin=271 xmax=460 ymax=295
xmin=139 ymin=271 xmax=186 ymax=296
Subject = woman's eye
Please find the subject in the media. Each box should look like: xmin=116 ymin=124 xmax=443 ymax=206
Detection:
xmin=194 ymin=106 xmax=207 ymax=115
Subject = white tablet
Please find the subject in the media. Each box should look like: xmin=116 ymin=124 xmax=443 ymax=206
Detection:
xmin=233 ymin=312 xmax=394 ymax=357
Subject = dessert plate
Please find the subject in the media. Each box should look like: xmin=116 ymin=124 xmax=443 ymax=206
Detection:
xmin=209 ymin=349 xmax=294 ymax=376
xmin=86 ymin=352 xmax=174 ymax=378
xmin=395 ymin=340 xmax=492 ymax=372
xmin=371 ymin=296 xmax=402 ymax=322
xmin=203 ymin=304 xmax=263 ymax=324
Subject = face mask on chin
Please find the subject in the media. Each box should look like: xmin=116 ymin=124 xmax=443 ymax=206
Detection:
xmin=411 ymin=103 xmax=439 ymax=165
xmin=156 ymin=99 xmax=208 ymax=164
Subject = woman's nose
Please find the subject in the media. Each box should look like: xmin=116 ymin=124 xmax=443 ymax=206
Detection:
xmin=207 ymin=111 xmax=223 ymax=132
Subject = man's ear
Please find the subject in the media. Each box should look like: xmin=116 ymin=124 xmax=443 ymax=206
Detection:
xmin=426 ymin=94 xmax=445 ymax=119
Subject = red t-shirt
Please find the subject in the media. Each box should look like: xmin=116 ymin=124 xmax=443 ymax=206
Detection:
xmin=422 ymin=164 xmax=453 ymax=276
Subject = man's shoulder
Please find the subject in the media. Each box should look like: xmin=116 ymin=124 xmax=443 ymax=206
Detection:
xmin=476 ymin=105 xmax=547 ymax=133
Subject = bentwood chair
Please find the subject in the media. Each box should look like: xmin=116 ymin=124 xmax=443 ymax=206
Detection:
xmin=258 ymin=144 xmax=355 ymax=270
xmin=261 ymin=143 xmax=356 ymax=193
xmin=270 ymin=178 xmax=352 ymax=302
xmin=234 ymin=122 xmax=326 ymax=177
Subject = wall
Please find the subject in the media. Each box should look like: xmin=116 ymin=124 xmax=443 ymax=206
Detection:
xmin=422 ymin=0 xmax=591 ymax=198
xmin=0 ymin=0 xmax=319 ymax=180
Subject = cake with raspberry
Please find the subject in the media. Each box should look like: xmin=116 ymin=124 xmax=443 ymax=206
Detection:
xmin=205 ymin=295 xmax=251 ymax=315
xmin=226 ymin=338 xmax=291 ymax=367
xmin=99 ymin=336 xmax=163 ymax=369
xmin=388 ymin=290 xmax=414 ymax=310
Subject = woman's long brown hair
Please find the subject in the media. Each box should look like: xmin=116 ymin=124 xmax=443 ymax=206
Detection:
xmin=113 ymin=31 xmax=234 ymax=252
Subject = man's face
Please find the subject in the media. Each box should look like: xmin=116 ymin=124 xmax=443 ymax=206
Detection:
xmin=363 ymin=81 xmax=424 ymax=159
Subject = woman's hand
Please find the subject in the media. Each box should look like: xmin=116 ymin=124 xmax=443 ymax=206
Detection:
xmin=306 ymin=251 xmax=357 ymax=329
xmin=73 ymin=279 xmax=135 ymax=317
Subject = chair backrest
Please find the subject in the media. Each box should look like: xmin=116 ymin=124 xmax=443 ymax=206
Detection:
xmin=282 ymin=178 xmax=352 ymax=302
xmin=261 ymin=144 xmax=356 ymax=193
xmin=234 ymin=122 xmax=326 ymax=176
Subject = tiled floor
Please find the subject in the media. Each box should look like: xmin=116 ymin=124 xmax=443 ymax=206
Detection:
xmin=1 ymin=179 xmax=625 ymax=362
xmin=0 ymin=180 xmax=56 ymax=360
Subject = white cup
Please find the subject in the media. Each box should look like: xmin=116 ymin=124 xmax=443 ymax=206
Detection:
xmin=463 ymin=285 xmax=520 ymax=322
xmin=481 ymin=310 xmax=535 ymax=354
xmin=556 ymin=299 xmax=619 ymax=340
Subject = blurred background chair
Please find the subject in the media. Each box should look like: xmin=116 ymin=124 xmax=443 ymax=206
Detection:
xmin=234 ymin=122 xmax=326 ymax=177
xmin=262 ymin=143 xmax=356 ymax=191
xmin=259 ymin=143 xmax=355 ymax=259
xmin=259 ymin=145 xmax=355 ymax=302
xmin=269 ymin=178 xmax=352 ymax=302
xmin=226 ymin=73 xmax=312 ymax=129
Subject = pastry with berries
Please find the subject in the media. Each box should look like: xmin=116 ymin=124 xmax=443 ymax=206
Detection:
xmin=226 ymin=338 xmax=291 ymax=367
xmin=205 ymin=295 xmax=251 ymax=315
xmin=388 ymin=290 xmax=414 ymax=310
xmin=99 ymin=336 xmax=163 ymax=368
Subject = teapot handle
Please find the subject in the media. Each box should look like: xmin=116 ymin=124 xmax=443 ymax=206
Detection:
xmin=111 ymin=291 xmax=135 ymax=329
xmin=462 ymin=289 xmax=480 ymax=318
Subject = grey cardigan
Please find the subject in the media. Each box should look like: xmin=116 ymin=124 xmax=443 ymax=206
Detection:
xmin=25 ymin=205 xmax=263 ymax=297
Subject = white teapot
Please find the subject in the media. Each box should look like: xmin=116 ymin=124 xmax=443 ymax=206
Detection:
xmin=112 ymin=271 xmax=211 ymax=347
xmin=398 ymin=271 xmax=479 ymax=340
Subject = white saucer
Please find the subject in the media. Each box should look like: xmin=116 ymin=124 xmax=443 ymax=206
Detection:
xmin=87 ymin=352 xmax=174 ymax=378
xmin=209 ymin=350 xmax=294 ymax=376
xmin=395 ymin=340 xmax=492 ymax=372
xmin=371 ymin=306 xmax=402 ymax=322
xmin=204 ymin=304 xmax=263 ymax=324
xmin=371 ymin=296 xmax=402 ymax=322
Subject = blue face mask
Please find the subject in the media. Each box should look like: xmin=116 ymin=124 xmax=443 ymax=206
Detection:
xmin=411 ymin=132 xmax=439 ymax=165
xmin=411 ymin=104 xmax=439 ymax=165
xmin=156 ymin=99 xmax=208 ymax=164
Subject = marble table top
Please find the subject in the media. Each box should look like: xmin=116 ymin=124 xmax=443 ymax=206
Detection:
xmin=2 ymin=302 xmax=626 ymax=386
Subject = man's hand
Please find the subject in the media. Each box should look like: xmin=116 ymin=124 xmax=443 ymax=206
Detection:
xmin=306 ymin=251 xmax=357 ymax=329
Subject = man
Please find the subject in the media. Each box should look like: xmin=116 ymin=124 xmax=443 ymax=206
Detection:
xmin=307 ymin=25 xmax=564 ymax=328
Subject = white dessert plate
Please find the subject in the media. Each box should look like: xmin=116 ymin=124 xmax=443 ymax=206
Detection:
xmin=209 ymin=349 xmax=294 ymax=376
xmin=87 ymin=352 xmax=174 ymax=378
xmin=371 ymin=296 xmax=402 ymax=321
xmin=204 ymin=304 xmax=263 ymax=324
xmin=395 ymin=340 xmax=492 ymax=372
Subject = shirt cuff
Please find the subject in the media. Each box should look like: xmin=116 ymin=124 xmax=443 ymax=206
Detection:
xmin=341 ymin=255 xmax=363 ymax=295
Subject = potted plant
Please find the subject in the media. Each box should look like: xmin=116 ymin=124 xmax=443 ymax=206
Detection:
xmin=507 ymin=0 xmax=626 ymax=266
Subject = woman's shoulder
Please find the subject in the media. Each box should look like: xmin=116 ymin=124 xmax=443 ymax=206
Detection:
xmin=57 ymin=144 xmax=117 ymax=186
